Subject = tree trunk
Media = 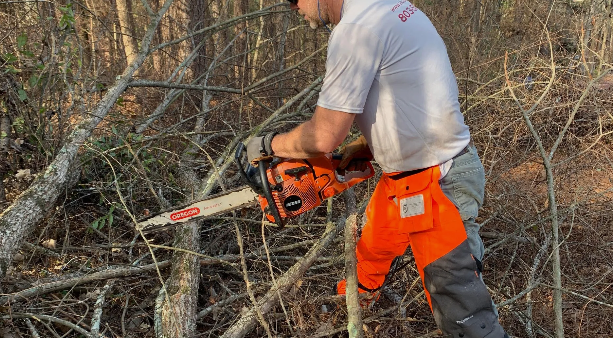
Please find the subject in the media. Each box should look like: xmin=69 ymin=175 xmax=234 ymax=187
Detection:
xmin=116 ymin=0 xmax=140 ymax=65
xmin=0 ymin=0 xmax=174 ymax=279
xmin=190 ymin=0 xmax=208 ymax=78
xmin=233 ymin=0 xmax=248 ymax=84
xmin=276 ymin=12 xmax=289 ymax=108
xmin=158 ymin=223 xmax=201 ymax=337
xmin=212 ymin=0 xmax=229 ymax=78
xmin=251 ymin=0 xmax=266 ymax=82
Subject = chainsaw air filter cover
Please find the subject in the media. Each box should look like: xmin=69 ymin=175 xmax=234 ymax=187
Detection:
xmin=258 ymin=159 xmax=322 ymax=221
xmin=257 ymin=154 xmax=374 ymax=224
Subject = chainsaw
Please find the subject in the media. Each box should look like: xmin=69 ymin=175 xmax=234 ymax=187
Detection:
xmin=136 ymin=143 xmax=374 ymax=233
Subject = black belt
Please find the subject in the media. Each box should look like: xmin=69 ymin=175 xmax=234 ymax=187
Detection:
xmin=388 ymin=143 xmax=471 ymax=181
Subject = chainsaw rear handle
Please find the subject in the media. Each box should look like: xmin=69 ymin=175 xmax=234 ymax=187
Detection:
xmin=329 ymin=154 xmax=374 ymax=188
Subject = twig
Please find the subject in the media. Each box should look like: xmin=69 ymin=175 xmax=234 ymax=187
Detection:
xmin=90 ymin=279 xmax=115 ymax=337
xmin=151 ymin=5 xmax=287 ymax=53
xmin=548 ymin=67 xmax=612 ymax=160
xmin=22 ymin=241 xmax=62 ymax=257
xmin=540 ymin=283 xmax=613 ymax=309
xmin=196 ymin=76 xmax=323 ymax=199
xmin=311 ymin=292 xmax=427 ymax=338
xmin=121 ymin=294 xmax=130 ymax=338
xmin=261 ymin=218 xmax=294 ymax=336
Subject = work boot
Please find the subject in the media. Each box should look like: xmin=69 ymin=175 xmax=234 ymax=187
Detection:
xmin=335 ymin=279 xmax=380 ymax=308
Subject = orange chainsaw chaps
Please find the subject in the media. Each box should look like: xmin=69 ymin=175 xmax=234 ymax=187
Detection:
xmin=354 ymin=166 xmax=467 ymax=309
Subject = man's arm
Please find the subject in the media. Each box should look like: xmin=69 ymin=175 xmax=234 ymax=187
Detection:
xmin=271 ymin=106 xmax=355 ymax=159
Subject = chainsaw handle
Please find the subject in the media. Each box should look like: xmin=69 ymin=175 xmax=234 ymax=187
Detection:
xmin=330 ymin=154 xmax=375 ymax=187
xmin=258 ymin=160 xmax=285 ymax=228
xmin=342 ymin=161 xmax=375 ymax=188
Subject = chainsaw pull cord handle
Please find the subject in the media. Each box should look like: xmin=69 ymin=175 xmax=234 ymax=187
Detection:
xmin=258 ymin=159 xmax=285 ymax=228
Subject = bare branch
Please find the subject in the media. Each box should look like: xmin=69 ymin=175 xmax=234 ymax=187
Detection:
xmin=343 ymin=188 xmax=364 ymax=338
xmin=0 ymin=313 xmax=91 ymax=337
xmin=0 ymin=261 xmax=171 ymax=306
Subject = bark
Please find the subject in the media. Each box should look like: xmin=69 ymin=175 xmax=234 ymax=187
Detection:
xmin=275 ymin=11 xmax=290 ymax=108
xmin=173 ymin=0 xmax=192 ymax=73
xmin=116 ymin=0 xmax=140 ymax=65
xmin=0 ymin=0 xmax=175 ymax=279
xmin=0 ymin=70 xmax=18 ymax=206
xmin=158 ymin=223 xmax=201 ymax=337
xmin=220 ymin=220 xmax=343 ymax=338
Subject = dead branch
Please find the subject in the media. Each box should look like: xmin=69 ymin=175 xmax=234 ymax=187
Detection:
xmin=196 ymin=76 xmax=323 ymax=198
xmin=0 ymin=260 xmax=171 ymax=306
xmin=261 ymin=219 xmax=294 ymax=336
xmin=152 ymin=4 xmax=287 ymax=53
xmin=219 ymin=220 xmax=343 ymax=338
xmin=343 ymin=188 xmax=364 ymax=338
xmin=197 ymin=293 xmax=249 ymax=320
xmin=90 ymin=279 xmax=115 ymax=337
xmin=24 ymin=318 xmax=41 ymax=338
xmin=311 ymin=292 xmax=427 ymax=338
xmin=0 ymin=313 xmax=90 ymax=337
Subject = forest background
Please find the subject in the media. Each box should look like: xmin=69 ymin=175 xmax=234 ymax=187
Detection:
xmin=0 ymin=0 xmax=612 ymax=337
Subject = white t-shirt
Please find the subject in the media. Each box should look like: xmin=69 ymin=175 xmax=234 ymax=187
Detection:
xmin=317 ymin=0 xmax=470 ymax=173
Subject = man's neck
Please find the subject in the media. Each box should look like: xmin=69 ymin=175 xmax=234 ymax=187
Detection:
xmin=327 ymin=0 xmax=344 ymax=24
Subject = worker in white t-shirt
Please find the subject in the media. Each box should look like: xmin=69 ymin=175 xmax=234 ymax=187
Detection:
xmin=247 ymin=0 xmax=509 ymax=336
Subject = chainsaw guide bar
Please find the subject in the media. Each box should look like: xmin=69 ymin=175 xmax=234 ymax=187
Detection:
xmin=136 ymin=186 xmax=259 ymax=233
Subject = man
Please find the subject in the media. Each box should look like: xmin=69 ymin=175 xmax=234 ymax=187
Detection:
xmin=247 ymin=0 xmax=509 ymax=336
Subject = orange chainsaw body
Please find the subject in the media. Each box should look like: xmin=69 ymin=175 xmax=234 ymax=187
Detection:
xmin=257 ymin=154 xmax=374 ymax=222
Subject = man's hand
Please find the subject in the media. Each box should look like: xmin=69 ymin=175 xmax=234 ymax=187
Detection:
xmin=246 ymin=132 xmax=277 ymax=166
xmin=339 ymin=135 xmax=373 ymax=170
